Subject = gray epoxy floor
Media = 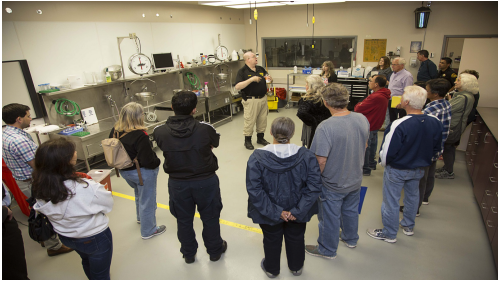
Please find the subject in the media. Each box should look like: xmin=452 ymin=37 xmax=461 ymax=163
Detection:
xmin=11 ymin=106 xmax=498 ymax=279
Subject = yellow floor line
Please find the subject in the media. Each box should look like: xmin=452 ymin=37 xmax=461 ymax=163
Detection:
xmin=112 ymin=191 xmax=263 ymax=234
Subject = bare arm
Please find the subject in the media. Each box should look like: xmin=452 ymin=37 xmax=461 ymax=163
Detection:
xmin=27 ymin=159 xmax=35 ymax=169
xmin=235 ymin=76 xmax=261 ymax=90
xmin=316 ymin=155 xmax=327 ymax=174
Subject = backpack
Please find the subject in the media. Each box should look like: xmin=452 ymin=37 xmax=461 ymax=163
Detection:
xmin=26 ymin=196 xmax=56 ymax=243
xmin=101 ymin=131 xmax=144 ymax=185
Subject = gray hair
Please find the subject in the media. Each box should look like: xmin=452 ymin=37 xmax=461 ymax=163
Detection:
xmin=303 ymin=75 xmax=325 ymax=103
xmin=271 ymin=117 xmax=295 ymax=144
xmin=319 ymin=83 xmax=349 ymax=109
xmin=402 ymin=86 xmax=427 ymax=110
xmin=392 ymin=57 xmax=406 ymax=65
xmin=458 ymin=73 xmax=479 ymax=95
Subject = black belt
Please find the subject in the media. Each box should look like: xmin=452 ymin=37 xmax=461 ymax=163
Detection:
xmin=246 ymin=96 xmax=265 ymax=99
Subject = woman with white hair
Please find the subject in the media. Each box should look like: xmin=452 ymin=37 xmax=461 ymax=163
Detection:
xmin=108 ymin=102 xmax=166 ymax=238
xmin=296 ymin=75 xmax=331 ymax=147
xmin=246 ymin=117 xmax=322 ymax=278
xmin=436 ymin=73 xmax=479 ymax=179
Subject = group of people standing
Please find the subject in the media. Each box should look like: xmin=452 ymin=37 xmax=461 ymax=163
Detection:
xmin=2 ymin=50 xmax=480 ymax=279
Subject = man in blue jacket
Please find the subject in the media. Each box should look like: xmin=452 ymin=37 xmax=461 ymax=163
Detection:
xmin=417 ymin=50 xmax=438 ymax=82
xmin=367 ymin=86 xmax=443 ymax=243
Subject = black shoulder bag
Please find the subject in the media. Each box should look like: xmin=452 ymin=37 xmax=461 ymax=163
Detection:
xmin=27 ymin=196 xmax=56 ymax=243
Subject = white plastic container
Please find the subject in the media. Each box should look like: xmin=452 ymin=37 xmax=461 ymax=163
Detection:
xmin=294 ymin=66 xmax=298 ymax=73
xmin=232 ymin=50 xmax=238 ymax=61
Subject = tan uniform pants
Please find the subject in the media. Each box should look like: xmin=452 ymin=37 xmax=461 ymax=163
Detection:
xmin=242 ymin=96 xmax=268 ymax=136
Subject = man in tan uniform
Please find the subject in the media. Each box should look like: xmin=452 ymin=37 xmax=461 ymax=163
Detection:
xmin=235 ymin=52 xmax=272 ymax=150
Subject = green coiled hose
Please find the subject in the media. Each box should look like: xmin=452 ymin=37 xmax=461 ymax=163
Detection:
xmin=55 ymin=98 xmax=81 ymax=116
xmin=185 ymin=72 xmax=201 ymax=90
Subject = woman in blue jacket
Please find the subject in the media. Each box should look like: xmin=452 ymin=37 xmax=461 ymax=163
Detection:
xmin=246 ymin=117 xmax=322 ymax=278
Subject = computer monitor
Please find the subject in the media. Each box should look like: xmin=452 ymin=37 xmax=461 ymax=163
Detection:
xmin=152 ymin=53 xmax=174 ymax=71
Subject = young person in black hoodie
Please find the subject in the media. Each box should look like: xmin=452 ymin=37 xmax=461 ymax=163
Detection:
xmin=153 ymin=91 xmax=226 ymax=264
xmin=109 ymin=102 xmax=165 ymax=240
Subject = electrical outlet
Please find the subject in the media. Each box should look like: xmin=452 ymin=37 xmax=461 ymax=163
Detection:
xmin=129 ymin=33 xmax=136 ymax=39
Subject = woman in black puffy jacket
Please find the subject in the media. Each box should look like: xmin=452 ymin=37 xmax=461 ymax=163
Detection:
xmin=246 ymin=117 xmax=322 ymax=278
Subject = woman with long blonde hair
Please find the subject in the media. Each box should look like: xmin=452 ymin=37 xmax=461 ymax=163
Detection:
xmin=296 ymin=75 xmax=331 ymax=147
xmin=109 ymin=102 xmax=165 ymax=239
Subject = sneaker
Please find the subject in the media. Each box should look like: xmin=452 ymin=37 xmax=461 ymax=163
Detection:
xmin=141 ymin=225 xmax=166 ymax=240
xmin=369 ymin=166 xmax=377 ymax=170
xmin=435 ymin=171 xmax=455 ymax=179
xmin=400 ymin=224 xmax=414 ymax=236
xmin=366 ymin=229 xmax=397 ymax=243
xmin=261 ymin=258 xmax=278 ymax=278
xmin=210 ymin=240 xmax=227 ymax=261
xmin=183 ymin=255 xmax=195 ymax=264
xmin=290 ymin=267 xmax=303 ymax=276
xmin=47 ymin=245 xmax=74 ymax=257
xmin=399 ymin=206 xmax=420 ymax=217
xmin=422 ymin=200 xmax=429 ymax=205
xmin=435 ymin=166 xmax=445 ymax=173
xmin=363 ymin=171 xmax=371 ymax=176
xmin=339 ymin=237 xmax=356 ymax=248
xmin=305 ymin=245 xmax=336 ymax=259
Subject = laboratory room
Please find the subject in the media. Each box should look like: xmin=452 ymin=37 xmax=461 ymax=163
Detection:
xmin=1 ymin=0 xmax=498 ymax=279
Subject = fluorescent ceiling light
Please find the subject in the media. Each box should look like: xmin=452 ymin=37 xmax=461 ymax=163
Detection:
xmin=200 ymin=0 xmax=269 ymax=6
xmin=227 ymin=3 xmax=285 ymax=8
xmin=281 ymin=0 xmax=345 ymax=4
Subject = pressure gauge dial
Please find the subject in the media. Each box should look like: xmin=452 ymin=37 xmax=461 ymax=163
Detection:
xmin=128 ymin=53 xmax=152 ymax=75
xmin=215 ymin=46 xmax=229 ymax=61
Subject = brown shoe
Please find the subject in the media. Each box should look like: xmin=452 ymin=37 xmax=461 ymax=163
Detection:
xmin=47 ymin=245 xmax=74 ymax=257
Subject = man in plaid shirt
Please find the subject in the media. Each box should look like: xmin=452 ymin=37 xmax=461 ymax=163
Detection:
xmin=400 ymin=79 xmax=452 ymax=216
xmin=2 ymin=103 xmax=73 ymax=257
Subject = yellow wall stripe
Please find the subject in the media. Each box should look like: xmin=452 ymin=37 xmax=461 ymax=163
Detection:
xmin=112 ymin=191 xmax=263 ymax=234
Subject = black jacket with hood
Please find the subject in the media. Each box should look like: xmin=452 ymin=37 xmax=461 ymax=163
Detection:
xmin=246 ymin=145 xmax=322 ymax=225
xmin=153 ymin=115 xmax=220 ymax=180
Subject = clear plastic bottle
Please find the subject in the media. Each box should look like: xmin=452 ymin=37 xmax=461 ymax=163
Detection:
xmin=105 ymin=68 xmax=112 ymax=83
xmin=204 ymin=82 xmax=209 ymax=97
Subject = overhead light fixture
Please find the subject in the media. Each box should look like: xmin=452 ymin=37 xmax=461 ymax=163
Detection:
xmin=142 ymin=13 xmax=146 ymax=18
xmin=227 ymin=3 xmax=285 ymax=8
xmin=281 ymin=0 xmax=344 ymax=4
xmin=156 ymin=13 xmax=160 ymax=17
xmin=200 ymin=0 xmax=268 ymax=6
xmin=5 ymin=7 xmax=12 ymax=13
xmin=36 ymin=9 xmax=42 ymax=15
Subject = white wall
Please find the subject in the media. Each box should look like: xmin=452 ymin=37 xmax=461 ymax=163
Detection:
xmin=459 ymin=38 xmax=498 ymax=108
xmin=241 ymin=1 xmax=498 ymax=81
xmin=3 ymin=21 xmax=245 ymax=88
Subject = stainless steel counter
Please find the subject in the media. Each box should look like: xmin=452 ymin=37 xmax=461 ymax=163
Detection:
xmin=477 ymin=107 xmax=498 ymax=141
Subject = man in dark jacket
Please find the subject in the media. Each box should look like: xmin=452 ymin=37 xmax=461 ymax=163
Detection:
xmin=355 ymin=75 xmax=391 ymax=176
xmin=417 ymin=50 xmax=438 ymax=82
xmin=153 ymin=91 xmax=226 ymax=264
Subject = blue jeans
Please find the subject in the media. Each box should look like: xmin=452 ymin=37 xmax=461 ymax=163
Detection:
xmin=363 ymin=130 xmax=378 ymax=174
xmin=59 ymin=228 xmax=113 ymax=280
xmin=381 ymin=166 xmax=424 ymax=239
xmin=120 ymin=167 xmax=160 ymax=237
xmin=168 ymin=174 xmax=223 ymax=258
xmin=317 ymin=187 xmax=360 ymax=257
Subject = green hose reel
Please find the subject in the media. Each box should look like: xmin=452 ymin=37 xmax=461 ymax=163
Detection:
xmin=185 ymin=72 xmax=201 ymax=90
xmin=54 ymin=98 xmax=81 ymax=117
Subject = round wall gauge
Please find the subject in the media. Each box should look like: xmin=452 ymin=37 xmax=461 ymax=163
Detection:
xmin=128 ymin=53 xmax=152 ymax=75
xmin=215 ymin=45 xmax=229 ymax=61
